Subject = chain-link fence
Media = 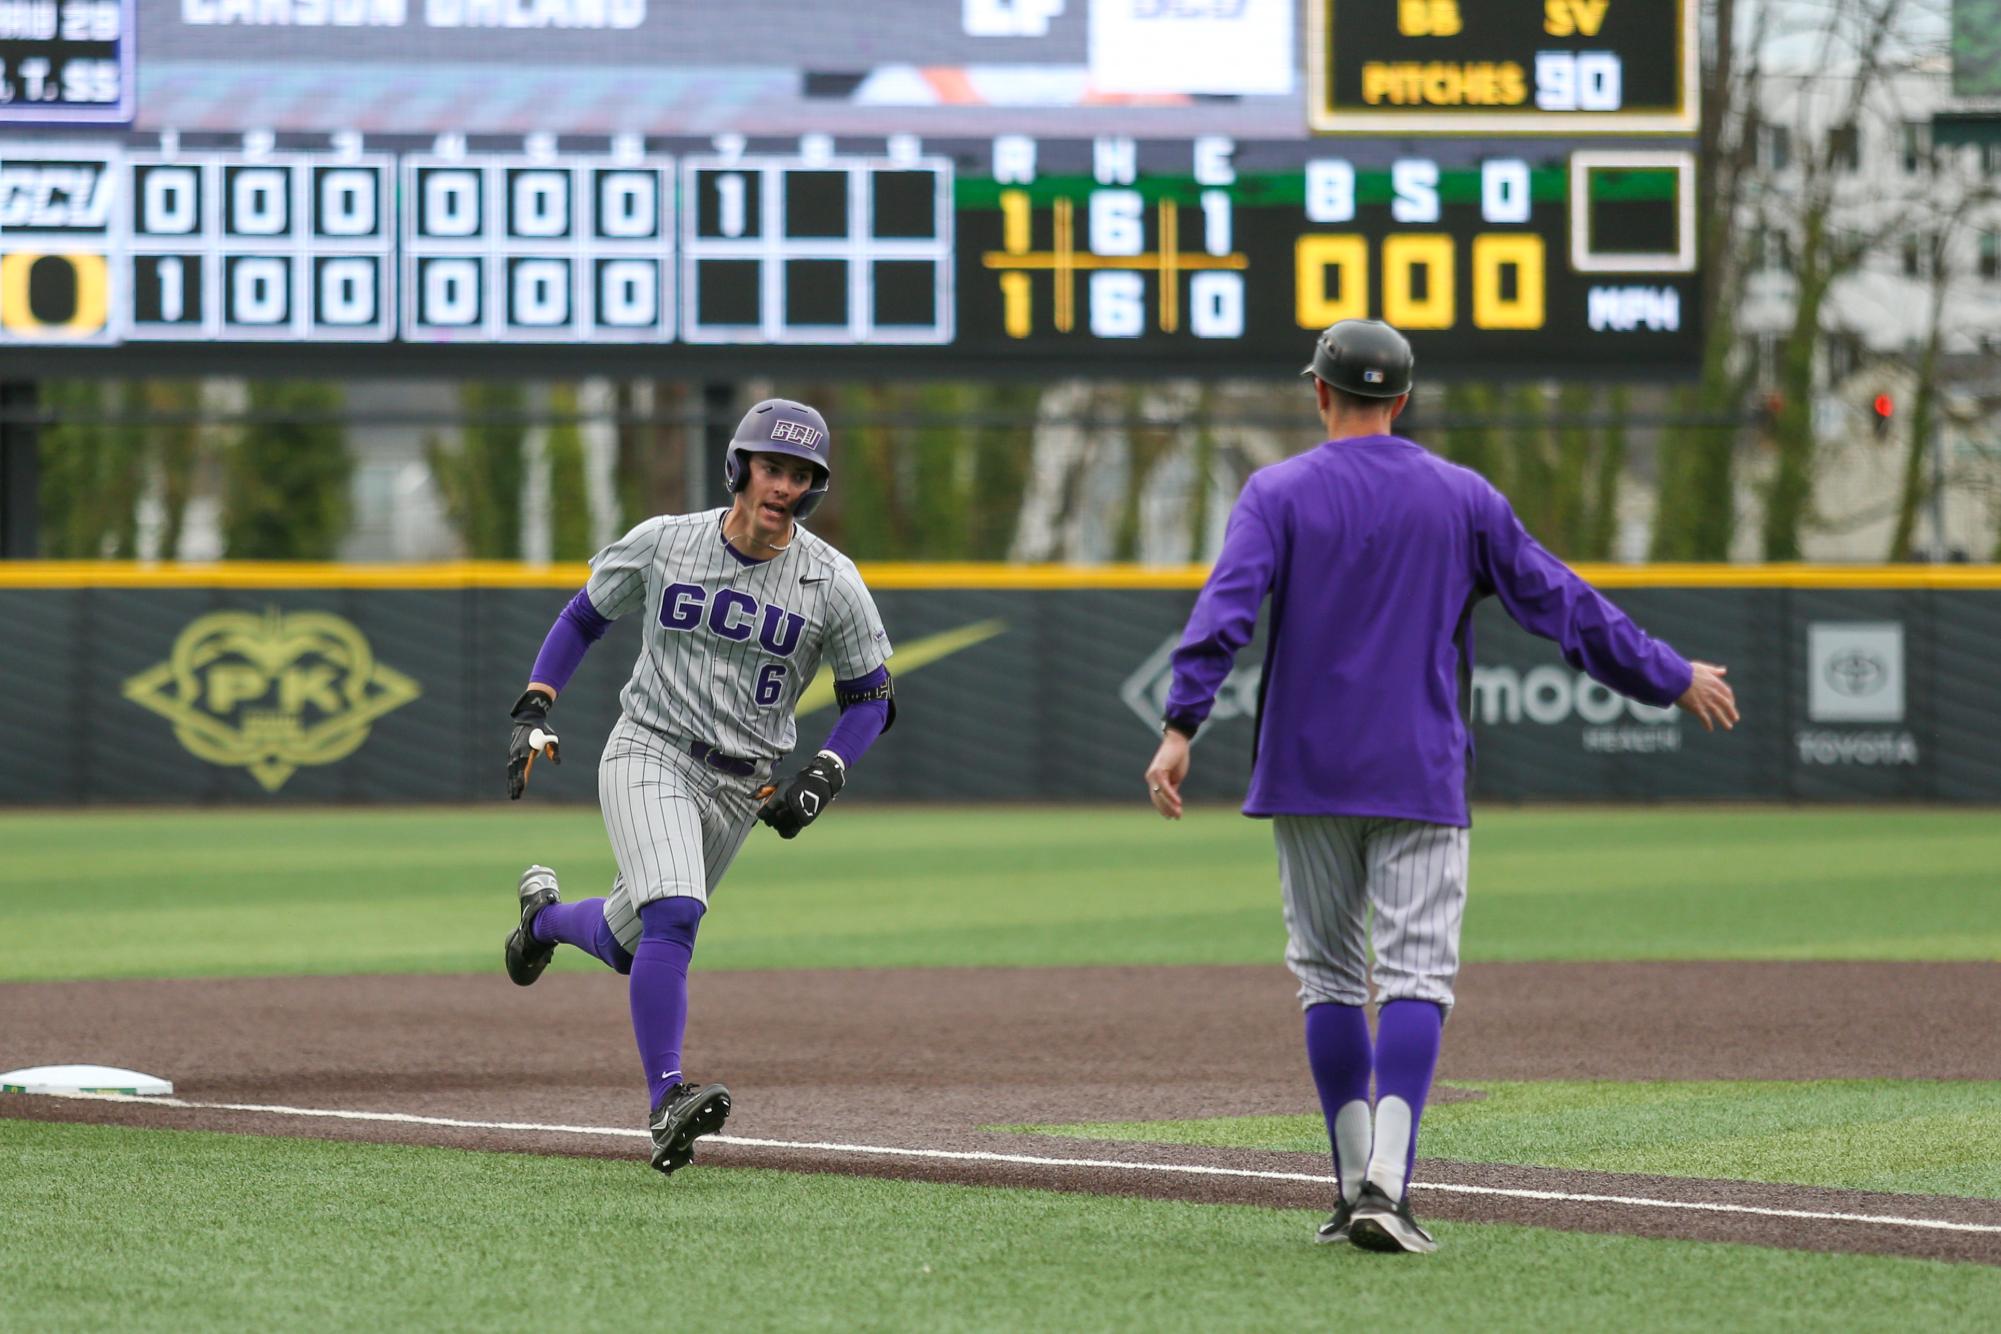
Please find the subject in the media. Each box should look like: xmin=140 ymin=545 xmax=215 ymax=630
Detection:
xmin=4 ymin=376 xmax=1998 ymax=564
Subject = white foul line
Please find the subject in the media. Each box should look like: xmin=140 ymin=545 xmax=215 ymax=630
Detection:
xmin=36 ymin=1092 xmax=2001 ymax=1239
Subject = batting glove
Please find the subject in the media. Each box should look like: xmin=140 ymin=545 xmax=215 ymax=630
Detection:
xmin=506 ymin=689 xmax=560 ymax=800
xmin=757 ymin=751 xmax=845 ymax=839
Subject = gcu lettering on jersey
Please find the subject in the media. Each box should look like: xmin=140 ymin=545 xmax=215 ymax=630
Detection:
xmin=658 ymin=582 xmax=805 ymax=656
xmin=0 ymin=159 xmax=115 ymax=233
xmin=769 ymin=419 xmax=823 ymax=451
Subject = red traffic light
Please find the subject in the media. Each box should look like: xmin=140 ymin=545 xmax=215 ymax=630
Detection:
xmin=1873 ymin=393 xmax=1894 ymax=419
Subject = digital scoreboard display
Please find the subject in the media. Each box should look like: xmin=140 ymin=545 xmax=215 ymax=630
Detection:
xmin=0 ymin=1 xmax=1703 ymax=377
xmin=1310 ymin=0 xmax=1699 ymax=134
xmin=0 ymin=0 xmax=133 ymax=124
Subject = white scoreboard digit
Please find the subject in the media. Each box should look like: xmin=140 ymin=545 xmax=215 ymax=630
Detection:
xmin=2 ymin=137 xmax=964 ymax=351
xmin=402 ymin=150 xmax=675 ymax=343
xmin=126 ymin=148 xmax=393 ymax=341
xmin=680 ymin=152 xmax=953 ymax=345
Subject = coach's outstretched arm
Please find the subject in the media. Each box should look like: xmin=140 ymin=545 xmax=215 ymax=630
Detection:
xmin=1145 ymin=481 xmax=1279 ymax=819
xmin=507 ymin=587 xmax=615 ymax=798
xmin=1472 ymin=483 xmax=1738 ymax=732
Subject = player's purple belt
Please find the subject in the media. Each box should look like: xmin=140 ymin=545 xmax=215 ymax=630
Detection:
xmin=687 ymin=740 xmax=757 ymax=779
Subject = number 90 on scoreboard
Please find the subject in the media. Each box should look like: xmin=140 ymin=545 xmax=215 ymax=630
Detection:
xmin=1310 ymin=0 xmax=1699 ymax=134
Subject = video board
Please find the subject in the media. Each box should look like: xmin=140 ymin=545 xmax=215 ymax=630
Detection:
xmin=0 ymin=0 xmax=133 ymax=125
xmin=1309 ymin=0 xmax=1699 ymax=134
xmin=0 ymin=1 xmax=1703 ymax=376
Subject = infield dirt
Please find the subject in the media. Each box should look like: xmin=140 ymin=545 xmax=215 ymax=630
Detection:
xmin=4 ymin=961 xmax=1998 ymax=1265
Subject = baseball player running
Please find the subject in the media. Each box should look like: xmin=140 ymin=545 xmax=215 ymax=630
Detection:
xmin=1143 ymin=320 xmax=1738 ymax=1253
xmin=502 ymin=397 xmax=895 ymax=1176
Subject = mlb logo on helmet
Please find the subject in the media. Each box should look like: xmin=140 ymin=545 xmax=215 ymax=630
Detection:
xmin=1363 ymin=369 xmax=1385 ymax=384
xmin=770 ymin=419 xmax=823 ymax=451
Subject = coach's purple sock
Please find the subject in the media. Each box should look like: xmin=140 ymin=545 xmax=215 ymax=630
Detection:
xmin=1368 ymin=999 xmax=1444 ymax=1200
xmin=530 ymin=898 xmax=633 ymax=973
xmin=632 ymin=897 xmax=705 ymax=1108
xmin=1304 ymin=1003 xmax=1374 ymax=1203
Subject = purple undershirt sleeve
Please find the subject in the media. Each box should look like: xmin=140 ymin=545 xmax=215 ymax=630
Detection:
xmin=820 ymin=665 xmax=891 ymax=770
xmin=528 ymin=588 xmax=613 ymax=695
xmin=1475 ymin=487 xmax=1693 ymax=707
xmin=1164 ymin=483 xmax=1279 ymax=731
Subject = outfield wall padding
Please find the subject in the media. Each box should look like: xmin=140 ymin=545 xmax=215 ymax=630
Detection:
xmin=0 ymin=579 xmax=1994 ymax=805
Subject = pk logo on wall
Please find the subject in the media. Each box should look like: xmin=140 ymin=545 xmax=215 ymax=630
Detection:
xmin=122 ymin=608 xmax=422 ymax=791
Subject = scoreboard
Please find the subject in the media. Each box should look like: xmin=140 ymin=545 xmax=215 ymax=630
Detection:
xmin=0 ymin=133 xmax=1698 ymax=374
xmin=1311 ymin=0 xmax=1699 ymax=134
xmin=0 ymin=1 xmax=1704 ymax=377
xmin=0 ymin=0 xmax=132 ymax=124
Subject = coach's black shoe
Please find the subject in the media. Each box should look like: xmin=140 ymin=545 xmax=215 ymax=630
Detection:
xmin=503 ymin=865 xmax=561 ymax=987
xmin=1348 ymin=1182 xmax=1437 ymax=1254
xmin=1314 ymin=1196 xmax=1357 ymax=1245
xmin=648 ymin=1080 xmax=732 ymax=1176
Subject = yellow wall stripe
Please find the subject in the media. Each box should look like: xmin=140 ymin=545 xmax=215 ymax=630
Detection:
xmin=2 ymin=561 xmax=2000 ymax=591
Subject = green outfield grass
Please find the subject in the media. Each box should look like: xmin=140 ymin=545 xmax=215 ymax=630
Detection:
xmin=2 ymin=805 xmax=1997 ymax=981
xmin=1006 ymin=1079 xmax=2001 ymax=1201
xmin=4 ymin=1119 xmax=1995 ymax=1331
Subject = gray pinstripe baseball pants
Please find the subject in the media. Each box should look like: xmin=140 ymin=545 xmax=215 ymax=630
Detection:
xmin=598 ymin=716 xmax=771 ymax=953
xmin=1272 ymin=815 xmax=1470 ymax=1014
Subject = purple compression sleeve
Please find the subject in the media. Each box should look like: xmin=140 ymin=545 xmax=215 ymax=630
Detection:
xmin=820 ymin=665 xmax=891 ymax=770
xmin=1373 ymin=999 xmax=1444 ymax=1193
xmin=632 ymin=897 xmax=704 ymax=1108
xmin=1305 ymin=1002 xmax=1374 ymax=1201
xmin=528 ymin=589 xmax=612 ymax=694
xmin=530 ymin=899 xmax=633 ymax=974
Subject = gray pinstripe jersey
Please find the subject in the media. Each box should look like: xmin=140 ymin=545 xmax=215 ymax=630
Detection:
xmin=585 ymin=509 xmax=892 ymax=759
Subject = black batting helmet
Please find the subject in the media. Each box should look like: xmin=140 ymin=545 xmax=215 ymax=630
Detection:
xmin=724 ymin=398 xmax=832 ymax=518
xmin=1300 ymin=319 xmax=1414 ymax=398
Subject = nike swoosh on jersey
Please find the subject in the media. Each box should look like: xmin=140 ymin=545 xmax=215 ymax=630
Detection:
xmin=801 ymin=574 xmax=830 ymax=584
xmin=792 ymin=618 xmax=1007 ymax=717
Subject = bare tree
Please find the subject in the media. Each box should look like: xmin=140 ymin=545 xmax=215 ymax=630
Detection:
xmin=1885 ymin=178 xmax=1999 ymax=558
xmin=1651 ymin=0 xmax=1769 ymax=560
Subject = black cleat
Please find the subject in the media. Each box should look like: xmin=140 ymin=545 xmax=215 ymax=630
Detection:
xmin=1348 ymin=1182 xmax=1437 ymax=1254
xmin=1315 ymin=1195 xmax=1358 ymax=1245
xmin=503 ymin=865 xmax=561 ymax=987
xmin=648 ymin=1080 xmax=732 ymax=1176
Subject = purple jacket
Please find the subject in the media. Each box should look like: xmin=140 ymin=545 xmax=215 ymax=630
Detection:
xmin=1164 ymin=434 xmax=1693 ymax=827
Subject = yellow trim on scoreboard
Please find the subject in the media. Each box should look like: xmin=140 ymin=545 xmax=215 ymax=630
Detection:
xmin=4 ymin=562 xmax=2001 ymax=591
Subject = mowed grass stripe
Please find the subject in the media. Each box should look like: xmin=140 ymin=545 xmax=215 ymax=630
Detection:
xmin=3 ymin=806 xmax=1998 ymax=981
xmin=1005 ymin=1079 xmax=2001 ymax=1201
xmin=4 ymin=1119 xmax=1997 ymax=1332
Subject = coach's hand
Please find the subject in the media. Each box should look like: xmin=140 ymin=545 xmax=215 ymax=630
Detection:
xmin=758 ymin=752 xmax=845 ymax=839
xmin=1145 ymin=729 xmax=1191 ymax=821
xmin=1675 ymin=661 xmax=1739 ymax=733
xmin=507 ymin=688 xmax=561 ymax=799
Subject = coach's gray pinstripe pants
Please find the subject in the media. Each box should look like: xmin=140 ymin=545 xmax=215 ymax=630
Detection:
xmin=598 ymin=716 xmax=772 ymax=953
xmin=1272 ymin=816 xmax=1470 ymax=1015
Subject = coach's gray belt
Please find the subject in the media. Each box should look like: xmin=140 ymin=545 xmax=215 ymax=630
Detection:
xmin=686 ymin=739 xmax=757 ymax=779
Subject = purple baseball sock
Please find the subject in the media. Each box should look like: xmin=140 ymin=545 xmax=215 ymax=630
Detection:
xmin=530 ymin=898 xmax=633 ymax=974
xmin=632 ymin=897 xmax=705 ymax=1109
xmin=1368 ymin=999 xmax=1444 ymax=1199
xmin=1304 ymin=1003 xmax=1374 ymax=1203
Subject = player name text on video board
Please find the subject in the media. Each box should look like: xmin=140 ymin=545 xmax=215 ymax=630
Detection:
xmin=0 ymin=0 xmax=131 ymax=123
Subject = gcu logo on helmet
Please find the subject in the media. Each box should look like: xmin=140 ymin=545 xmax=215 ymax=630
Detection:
xmin=770 ymin=420 xmax=823 ymax=450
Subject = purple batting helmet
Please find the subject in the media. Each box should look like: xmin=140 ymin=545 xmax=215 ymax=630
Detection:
xmin=724 ymin=398 xmax=832 ymax=518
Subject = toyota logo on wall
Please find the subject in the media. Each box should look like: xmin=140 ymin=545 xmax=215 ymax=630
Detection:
xmin=1807 ymin=623 xmax=1905 ymax=723
xmin=1824 ymin=648 xmax=1888 ymax=698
